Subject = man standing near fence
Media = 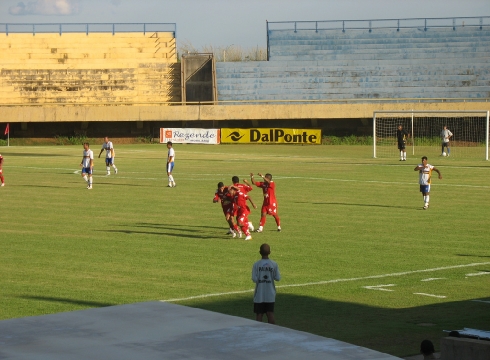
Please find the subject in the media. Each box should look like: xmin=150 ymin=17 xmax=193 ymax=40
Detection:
xmin=440 ymin=125 xmax=453 ymax=157
xmin=396 ymin=125 xmax=410 ymax=161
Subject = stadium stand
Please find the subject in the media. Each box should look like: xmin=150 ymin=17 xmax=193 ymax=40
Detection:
xmin=216 ymin=17 xmax=490 ymax=101
xmin=0 ymin=25 xmax=180 ymax=105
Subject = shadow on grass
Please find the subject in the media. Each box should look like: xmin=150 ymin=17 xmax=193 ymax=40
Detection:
xmin=295 ymin=201 xmax=408 ymax=209
xmin=2 ymin=153 xmax=69 ymax=157
xmin=180 ymin=293 xmax=490 ymax=358
xmin=17 ymin=184 xmax=73 ymax=189
xmin=134 ymin=223 xmax=224 ymax=231
xmin=18 ymin=295 xmax=113 ymax=307
xmin=456 ymin=254 xmax=490 ymax=259
xmin=96 ymin=182 xmax=147 ymax=187
xmin=101 ymin=229 xmax=219 ymax=240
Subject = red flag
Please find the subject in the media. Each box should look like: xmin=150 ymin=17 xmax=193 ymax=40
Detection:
xmin=4 ymin=123 xmax=9 ymax=135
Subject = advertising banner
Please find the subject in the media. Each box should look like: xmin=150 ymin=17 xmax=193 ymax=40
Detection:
xmin=221 ymin=128 xmax=321 ymax=144
xmin=160 ymin=128 xmax=220 ymax=144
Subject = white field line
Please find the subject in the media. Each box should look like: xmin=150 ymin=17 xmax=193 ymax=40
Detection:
xmin=161 ymin=261 xmax=490 ymax=303
xmin=362 ymin=284 xmax=395 ymax=292
xmin=471 ymin=300 xmax=490 ymax=304
xmin=421 ymin=278 xmax=446 ymax=282
xmin=466 ymin=272 xmax=490 ymax=277
xmin=7 ymin=166 xmax=490 ymax=188
xmin=414 ymin=293 xmax=447 ymax=299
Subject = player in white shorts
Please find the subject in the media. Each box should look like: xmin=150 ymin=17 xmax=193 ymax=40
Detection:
xmin=166 ymin=141 xmax=176 ymax=187
xmin=98 ymin=137 xmax=118 ymax=175
xmin=414 ymin=156 xmax=442 ymax=210
xmin=80 ymin=142 xmax=94 ymax=189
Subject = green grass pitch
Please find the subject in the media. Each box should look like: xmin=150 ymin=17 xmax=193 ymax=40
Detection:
xmin=0 ymin=144 xmax=489 ymax=357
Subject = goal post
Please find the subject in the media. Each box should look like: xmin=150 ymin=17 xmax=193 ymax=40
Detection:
xmin=373 ymin=110 xmax=490 ymax=160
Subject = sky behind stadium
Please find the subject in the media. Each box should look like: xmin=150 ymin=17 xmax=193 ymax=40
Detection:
xmin=0 ymin=0 xmax=489 ymax=49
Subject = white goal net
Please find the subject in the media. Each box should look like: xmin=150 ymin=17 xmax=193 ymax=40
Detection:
xmin=373 ymin=110 xmax=489 ymax=160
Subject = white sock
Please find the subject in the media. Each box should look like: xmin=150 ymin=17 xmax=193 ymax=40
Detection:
xmin=400 ymin=151 xmax=403 ymax=159
xmin=112 ymin=164 xmax=117 ymax=171
xmin=403 ymin=152 xmax=406 ymax=160
xmin=425 ymin=195 xmax=429 ymax=205
xmin=83 ymin=175 xmax=88 ymax=183
xmin=106 ymin=166 xmax=110 ymax=173
xmin=89 ymin=177 xmax=93 ymax=186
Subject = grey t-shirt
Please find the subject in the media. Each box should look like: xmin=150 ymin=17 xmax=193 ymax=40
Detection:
xmin=441 ymin=129 xmax=453 ymax=143
xmin=252 ymin=258 xmax=281 ymax=303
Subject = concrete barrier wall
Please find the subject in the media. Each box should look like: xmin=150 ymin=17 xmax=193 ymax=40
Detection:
xmin=440 ymin=337 xmax=490 ymax=360
xmin=1 ymin=102 xmax=488 ymax=122
xmin=0 ymin=32 xmax=180 ymax=104
xmin=217 ymin=27 xmax=490 ymax=101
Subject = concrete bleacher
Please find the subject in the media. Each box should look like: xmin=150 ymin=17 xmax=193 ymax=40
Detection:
xmin=0 ymin=32 xmax=180 ymax=104
xmin=216 ymin=25 xmax=490 ymax=101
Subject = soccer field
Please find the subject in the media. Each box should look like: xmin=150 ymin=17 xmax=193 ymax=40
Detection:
xmin=1 ymin=144 xmax=489 ymax=357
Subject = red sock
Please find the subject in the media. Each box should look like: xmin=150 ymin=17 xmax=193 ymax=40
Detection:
xmin=274 ymin=215 xmax=280 ymax=226
xmin=233 ymin=224 xmax=239 ymax=232
xmin=259 ymin=216 xmax=266 ymax=227
xmin=0 ymin=175 xmax=4 ymax=183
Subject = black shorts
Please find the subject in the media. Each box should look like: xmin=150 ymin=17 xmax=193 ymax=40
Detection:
xmin=398 ymin=141 xmax=406 ymax=150
xmin=442 ymin=142 xmax=449 ymax=148
xmin=254 ymin=302 xmax=275 ymax=314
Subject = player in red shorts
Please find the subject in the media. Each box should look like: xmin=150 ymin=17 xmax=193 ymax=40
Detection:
xmin=213 ymin=182 xmax=239 ymax=236
xmin=232 ymin=176 xmax=254 ymax=232
xmin=250 ymin=172 xmax=281 ymax=232
xmin=228 ymin=186 xmax=257 ymax=241
xmin=0 ymin=154 xmax=4 ymax=187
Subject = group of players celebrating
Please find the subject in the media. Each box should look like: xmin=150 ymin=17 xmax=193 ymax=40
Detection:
xmin=214 ymin=173 xmax=281 ymax=241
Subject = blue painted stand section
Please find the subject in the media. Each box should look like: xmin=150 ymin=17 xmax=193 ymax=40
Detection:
xmin=217 ymin=27 xmax=490 ymax=101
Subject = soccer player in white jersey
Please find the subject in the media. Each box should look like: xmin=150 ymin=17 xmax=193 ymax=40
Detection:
xmin=414 ymin=156 xmax=442 ymax=210
xmin=166 ymin=141 xmax=176 ymax=187
xmin=80 ymin=142 xmax=94 ymax=189
xmin=440 ymin=125 xmax=453 ymax=157
xmin=98 ymin=136 xmax=118 ymax=175
xmin=252 ymin=243 xmax=281 ymax=324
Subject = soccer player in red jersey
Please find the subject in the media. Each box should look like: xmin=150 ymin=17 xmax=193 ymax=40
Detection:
xmin=250 ymin=172 xmax=281 ymax=232
xmin=213 ymin=182 xmax=238 ymax=236
xmin=0 ymin=154 xmax=4 ymax=187
xmin=228 ymin=186 xmax=257 ymax=241
xmin=232 ymin=175 xmax=253 ymax=194
xmin=232 ymin=176 xmax=254 ymax=231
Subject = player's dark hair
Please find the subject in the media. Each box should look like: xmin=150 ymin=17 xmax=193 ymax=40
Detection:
xmin=421 ymin=156 xmax=428 ymax=161
xmin=260 ymin=243 xmax=270 ymax=255
xmin=232 ymin=176 xmax=239 ymax=184
xmin=83 ymin=142 xmax=89 ymax=146
xmin=217 ymin=182 xmax=224 ymax=188
xmin=265 ymin=173 xmax=272 ymax=180
xmin=420 ymin=340 xmax=434 ymax=355
xmin=167 ymin=141 xmax=172 ymax=146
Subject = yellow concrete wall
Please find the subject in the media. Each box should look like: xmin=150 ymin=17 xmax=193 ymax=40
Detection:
xmin=0 ymin=32 xmax=180 ymax=104
xmin=1 ymin=102 xmax=488 ymax=122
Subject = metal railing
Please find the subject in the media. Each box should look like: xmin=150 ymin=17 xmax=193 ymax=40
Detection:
xmin=0 ymin=98 xmax=488 ymax=107
xmin=266 ymin=16 xmax=490 ymax=60
xmin=0 ymin=23 xmax=177 ymax=36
